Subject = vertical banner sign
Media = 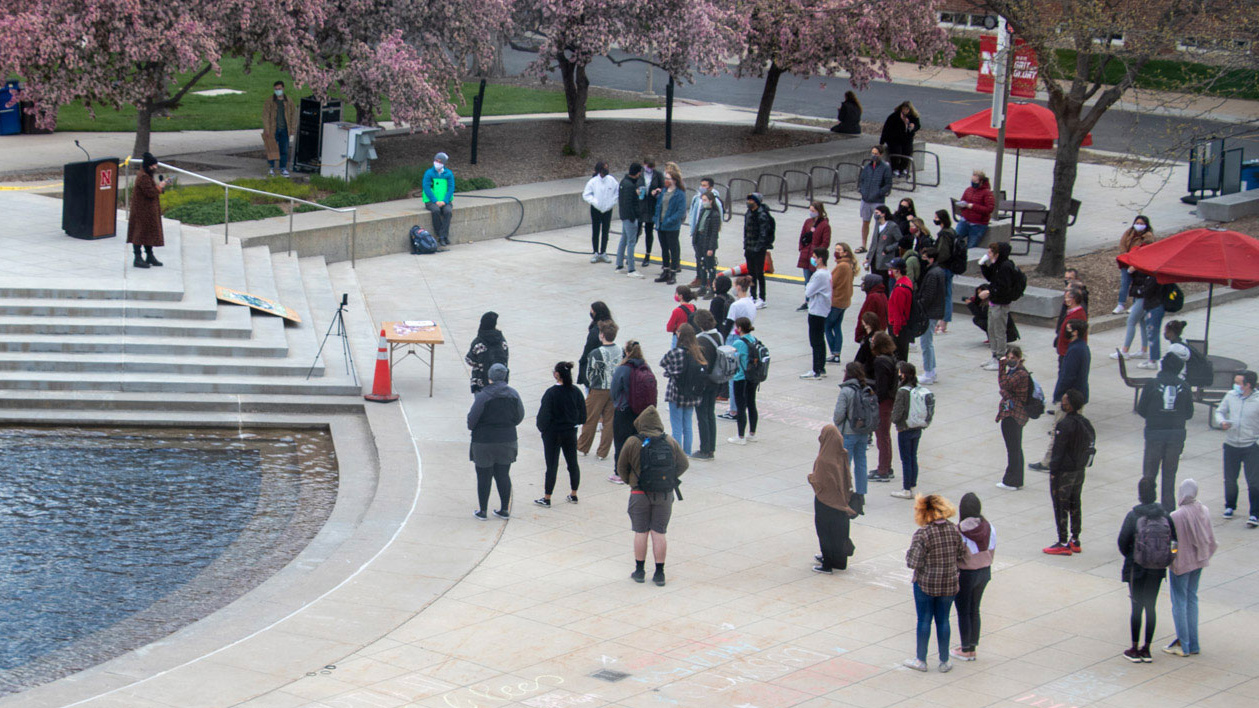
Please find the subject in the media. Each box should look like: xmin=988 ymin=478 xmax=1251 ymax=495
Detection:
xmin=977 ymin=35 xmax=1039 ymax=98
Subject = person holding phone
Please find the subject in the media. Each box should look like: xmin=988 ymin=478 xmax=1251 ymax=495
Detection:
xmin=127 ymin=152 xmax=168 ymax=269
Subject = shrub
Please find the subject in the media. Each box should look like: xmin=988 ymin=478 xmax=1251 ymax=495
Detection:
xmin=295 ymin=191 xmax=372 ymax=213
xmin=159 ymin=184 xmax=225 ymax=210
xmin=457 ymin=176 xmax=496 ymax=192
xmin=165 ymin=198 xmax=284 ymax=225
xmin=230 ymin=177 xmax=315 ymax=202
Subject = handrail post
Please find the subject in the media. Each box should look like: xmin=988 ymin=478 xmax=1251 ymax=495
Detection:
xmin=123 ymin=159 xmax=131 ymax=215
xmin=351 ymin=210 xmax=358 ymax=268
xmin=288 ymin=199 xmax=295 ymax=256
xmin=224 ymin=187 xmax=230 ymax=244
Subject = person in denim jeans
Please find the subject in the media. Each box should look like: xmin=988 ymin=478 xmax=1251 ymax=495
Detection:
xmin=1167 ymin=479 xmax=1217 ymax=656
xmin=904 ymin=494 xmax=967 ymax=673
xmin=262 ymin=81 xmax=298 ymax=177
xmin=833 ymin=362 xmax=873 ymax=515
xmin=615 ymin=163 xmax=644 ymax=278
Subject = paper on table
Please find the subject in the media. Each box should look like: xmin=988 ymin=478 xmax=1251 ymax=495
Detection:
xmin=404 ymin=320 xmax=436 ymax=328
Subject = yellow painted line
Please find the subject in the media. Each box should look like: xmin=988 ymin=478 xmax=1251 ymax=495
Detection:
xmin=637 ymin=254 xmax=806 ymax=283
xmin=0 ymin=182 xmax=63 ymax=191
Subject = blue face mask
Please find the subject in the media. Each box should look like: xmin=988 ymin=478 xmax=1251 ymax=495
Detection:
xmin=809 ymin=257 xmax=818 ymax=267
xmin=1235 ymin=384 xmax=1245 ymax=396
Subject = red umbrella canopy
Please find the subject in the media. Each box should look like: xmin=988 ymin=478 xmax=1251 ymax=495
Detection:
xmin=1116 ymin=228 xmax=1259 ymax=289
xmin=947 ymin=103 xmax=1093 ymax=150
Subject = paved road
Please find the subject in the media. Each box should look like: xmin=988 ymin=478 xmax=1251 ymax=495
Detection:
xmin=504 ymin=48 xmax=1259 ymax=168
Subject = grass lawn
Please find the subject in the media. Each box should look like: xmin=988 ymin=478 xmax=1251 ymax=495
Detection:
xmin=53 ymin=57 xmax=656 ymax=132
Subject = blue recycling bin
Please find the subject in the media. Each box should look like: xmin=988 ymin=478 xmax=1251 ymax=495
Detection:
xmin=1242 ymin=160 xmax=1259 ymax=191
xmin=0 ymin=80 xmax=21 ymax=135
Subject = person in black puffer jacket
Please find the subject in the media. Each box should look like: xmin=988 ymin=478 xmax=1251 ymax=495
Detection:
xmin=978 ymin=242 xmax=1021 ymax=371
xmin=743 ymin=193 xmax=775 ymax=306
xmin=577 ymin=301 xmax=613 ymax=387
xmin=535 ymin=361 xmax=587 ymax=508
xmin=468 ymin=363 xmax=524 ymax=519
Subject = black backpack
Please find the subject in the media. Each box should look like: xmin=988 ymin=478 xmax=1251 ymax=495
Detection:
xmin=947 ymin=230 xmax=969 ymax=274
xmin=638 ymin=434 xmax=680 ymax=497
xmin=409 ymin=226 xmax=439 ymax=255
xmin=741 ymin=336 xmax=771 ymax=384
xmin=1009 ymin=265 xmax=1028 ymax=301
xmin=898 ymin=284 xmax=929 ymax=339
xmin=1184 ymin=343 xmax=1214 ymax=387
xmin=679 ymin=351 xmax=710 ymax=399
xmin=477 ymin=340 xmax=508 ymax=376
xmin=1162 ymin=284 xmax=1185 ymax=313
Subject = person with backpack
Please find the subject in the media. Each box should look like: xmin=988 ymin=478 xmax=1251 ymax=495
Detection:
xmin=1118 ymin=478 xmax=1176 ymax=663
xmin=869 ymin=332 xmax=899 ymax=483
xmin=932 ymin=210 xmax=965 ymax=333
xmin=886 ymin=258 xmax=914 ymax=362
xmin=465 ymin=311 xmax=508 ymax=394
xmin=918 ymin=247 xmax=948 ymax=385
xmin=1030 ymin=320 xmax=1091 ymax=474
xmin=977 ymin=242 xmax=1023 ymax=371
xmin=616 ymin=163 xmax=645 ymax=278
xmin=727 ymin=317 xmax=762 ymax=445
xmin=1166 ymin=478 xmax=1217 ymax=657
xmin=1111 ymin=268 xmax=1153 ymax=364
xmin=1215 ymin=370 xmax=1259 ymax=526
xmin=576 ymin=301 xmax=613 ymax=390
xmin=617 ymin=405 xmax=689 ymax=586
xmin=691 ymin=188 xmax=722 ymax=298
xmin=904 ymin=493 xmax=967 ymax=674
xmin=796 ymin=202 xmax=833 ymax=310
xmin=854 ymin=274 xmax=888 ymax=354
xmin=891 ymin=362 xmax=930 ymax=499
xmin=720 ymin=276 xmax=757 ymax=419
xmin=665 ymin=285 xmax=697 ymax=349
xmin=1138 ymin=355 xmax=1195 ymax=512
xmin=827 ymin=243 xmax=857 ymax=363
xmin=609 ymin=340 xmax=656 ymax=485
xmin=1162 ymin=320 xmax=1193 ymax=380
xmin=1137 ymin=278 xmax=1172 ymax=371
xmin=743 ymin=193 xmax=775 ymax=308
xmin=583 ymin=161 xmax=618 ymax=263
xmin=1043 ymin=389 xmax=1094 ymax=555
xmin=810 ymin=424 xmax=857 ymax=574
xmin=853 ymin=311 xmax=884 ymax=377
xmin=693 ymin=310 xmax=730 ymax=461
xmin=710 ymin=274 xmax=735 ymax=340
xmin=659 ymin=324 xmax=708 ymax=456
xmin=578 ymin=320 xmax=621 ymax=462
xmin=953 ymin=492 xmax=995 ymax=662
xmin=834 ymin=362 xmax=876 ymax=516
xmin=534 ymin=362 xmax=586 ymax=508
xmin=422 ymin=152 xmax=455 ymax=247
xmin=801 ymin=248 xmax=833 ymax=380
xmin=467 ymin=363 xmax=524 ymax=520
xmin=995 ymin=346 xmax=1031 ymax=491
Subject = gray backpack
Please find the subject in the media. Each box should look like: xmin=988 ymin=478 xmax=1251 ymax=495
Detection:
xmin=845 ymin=382 xmax=879 ymax=436
xmin=1134 ymin=515 xmax=1173 ymax=570
xmin=700 ymin=333 xmax=739 ymax=384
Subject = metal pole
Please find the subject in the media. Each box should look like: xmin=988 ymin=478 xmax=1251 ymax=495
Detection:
xmin=351 ymin=210 xmax=358 ymax=268
xmin=288 ymin=199 xmax=295 ymax=256
xmin=992 ymin=17 xmax=1014 ymax=210
xmin=470 ymin=78 xmax=486 ymax=165
xmin=665 ymin=75 xmax=674 ymax=151
xmin=124 ymin=159 xmax=131 ymax=216
xmin=224 ymin=187 xmax=230 ymax=244
xmin=1205 ymin=284 xmax=1214 ymax=354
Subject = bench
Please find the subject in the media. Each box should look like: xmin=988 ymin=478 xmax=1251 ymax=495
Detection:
xmin=1198 ymin=190 xmax=1259 ymax=223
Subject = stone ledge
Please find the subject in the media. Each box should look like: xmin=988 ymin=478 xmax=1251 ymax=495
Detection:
xmin=1199 ymin=189 xmax=1259 ymax=223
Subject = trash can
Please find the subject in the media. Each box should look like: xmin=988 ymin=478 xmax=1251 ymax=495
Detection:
xmin=0 ymin=81 xmax=22 ymax=136
xmin=1242 ymin=160 xmax=1259 ymax=191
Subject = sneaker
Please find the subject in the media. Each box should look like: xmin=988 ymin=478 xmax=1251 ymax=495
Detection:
xmin=812 ymin=565 xmax=833 ymax=574
xmin=1223 ymin=508 xmax=1234 ymax=519
xmin=1069 ymin=538 xmax=1082 ymax=553
xmin=590 ymin=254 xmax=601 ymax=263
xmin=995 ymin=482 xmax=1020 ymax=490
xmin=652 ymin=568 xmax=666 ymax=586
xmin=716 ymin=395 xmax=729 ymax=402
xmin=747 ymin=433 xmax=758 ymax=442
xmin=796 ymin=303 xmax=809 ymax=312
xmin=1043 ymin=542 xmax=1073 ymax=556
xmin=281 ymin=168 xmax=290 ymax=177
xmin=534 ymin=497 xmax=551 ymax=507
xmin=631 ymin=568 xmax=645 ymax=583
xmin=615 ymin=265 xmax=625 ymax=271
xmin=891 ymin=489 xmax=915 ymax=499
xmin=1112 ymin=305 xmax=1127 ymax=314
xmin=903 ymin=658 xmax=928 ymax=672
xmin=599 ymin=254 xmax=611 ymax=263
xmin=473 ymin=510 xmax=487 ymax=521
xmin=755 ymin=299 xmax=767 ymax=310
xmin=799 ymin=371 xmax=821 ymax=380
xmin=1163 ymin=642 xmax=1187 ymax=657
xmin=727 ymin=436 xmax=747 ymax=445
xmin=1109 ymin=350 xmax=1126 ymax=360
xmin=1028 ymin=462 xmax=1049 ymax=472
xmin=1122 ymin=647 xmax=1142 ymax=663
xmin=1249 ymin=515 xmax=1258 ymax=528
xmin=938 ymin=661 xmax=952 ymax=673
xmin=950 ymin=647 xmax=976 ymax=661
xmin=1137 ymin=361 xmax=1158 ymax=370
xmin=267 ymin=168 xmax=275 ymax=176
xmin=1139 ymin=646 xmax=1152 ymax=663
xmin=493 ymin=509 xmax=510 ymax=519
xmin=566 ymin=494 xmax=579 ymax=504
xmin=814 ymin=554 xmax=825 ymax=562
xmin=1128 ymin=349 xmax=1147 ymax=359
xmin=718 ymin=411 xmax=737 ymax=420
xmin=827 ymin=354 xmax=843 ymax=363
xmin=919 ymin=373 xmax=937 ymax=385
xmin=608 ymin=474 xmax=625 ymax=484
xmin=981 ymin=358 xmax=1000 ymax=371
xmin=689 ymin=451 xmax=714 ymax=460
xmin=869 ymin=472 xmax=894 ymax=483
xmin=627 ymin=271 xmax=644 ymax=278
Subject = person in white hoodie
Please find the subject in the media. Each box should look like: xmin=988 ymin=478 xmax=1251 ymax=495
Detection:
xmin=583 ymin=161 xmax=619 ymax=263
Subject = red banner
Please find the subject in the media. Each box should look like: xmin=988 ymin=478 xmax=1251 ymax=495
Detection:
xmin=977 ymin=35 xmax=1039 ymax=99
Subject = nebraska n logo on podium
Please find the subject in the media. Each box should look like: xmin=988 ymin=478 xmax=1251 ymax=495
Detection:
xmin=99 ymin=169 xmax=112 ymax=189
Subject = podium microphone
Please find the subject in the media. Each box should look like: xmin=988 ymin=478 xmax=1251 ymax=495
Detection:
xmin=74 ymin=140 xmax=90 ymax=161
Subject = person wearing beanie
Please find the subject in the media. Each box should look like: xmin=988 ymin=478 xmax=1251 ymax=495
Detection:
xmin=1137 ymin=353 xmax=1195 ymax=511
xmin=953 ymin=492 xmax=995 ymax=661
xmin=616 ymin=163 xmax=645 ymax=277
xmin=423 ymin=151 xmax=455 ymax=246
xmin=743 ymin=193 xmax=775 ymax=308
xmin=465 ymin=311 xmax=508 ymax=394
xmin=467 ymin=362 xmax=524 ymax=520
xmin=126 ymin=152 xmax=167 ymax=269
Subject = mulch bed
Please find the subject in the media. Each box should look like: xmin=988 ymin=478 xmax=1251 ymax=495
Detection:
xmin=1020 ymin=244 xmax=1208 ymax=310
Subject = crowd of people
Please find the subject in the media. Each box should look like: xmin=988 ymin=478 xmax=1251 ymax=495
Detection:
xmin=446 ymin=145 xmax=1247 ymax=670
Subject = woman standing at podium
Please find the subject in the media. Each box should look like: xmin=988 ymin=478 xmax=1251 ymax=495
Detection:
xmin=128 ymin=152 xmax=166 ymax=269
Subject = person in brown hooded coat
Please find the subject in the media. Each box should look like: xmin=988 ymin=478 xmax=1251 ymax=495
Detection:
xmin=809 ymin=424 xmax=856 ymax=574
xmin=127 ymin=152 xmax=167 ymax=269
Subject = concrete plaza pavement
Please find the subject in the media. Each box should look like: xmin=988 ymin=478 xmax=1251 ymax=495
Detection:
xmin=226 ymin=220 xmax=1259 ymax=708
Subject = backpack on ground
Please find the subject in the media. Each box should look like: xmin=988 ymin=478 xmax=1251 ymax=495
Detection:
xmin=701 ymin=334 xmax=739 ymax=384
xmin=678 ymin=351 xmax=710 ymax=399
xmin=1161 ymin=284 xmax=1185 ymax=313
xmin=898 ymin=284 xmax=929 ymax=339
xmin=845 ymin=382 xmax=880 ymax=436
xmin=628 ymin=362 xmax=658 ymax=415
xmin=637 ymin=434 xmax=680 ymax=497
xmin=1009 ymin=265 xmax=1028 ymax=301
xmin=947 ymin=231 xmax=969 ymax=274
xmin=1184 ymin=343 xmax=1214 ymax=388
xmin=741 ymin=336 xmax=771 ymax=384
xmin=409 ymin=226 xmax=440 ymax=255
xmin=905 ymin=385 xmax=935 ymax=429
xmin=1133 ymin=514 xmax=1173 ymax=569
xmin=1025 ymin=376 xmax=1046 ymax=420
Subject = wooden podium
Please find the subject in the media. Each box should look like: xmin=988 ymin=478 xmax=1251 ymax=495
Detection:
xmin=62 ymin=158 xmax=119 ymax=239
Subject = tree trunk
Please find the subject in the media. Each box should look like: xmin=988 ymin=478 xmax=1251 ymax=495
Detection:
xmin=558 ymin=55 xmax=589 ymax=155
xmin=1038 ymin=127 xmax=1086 ymax=276
xmin=354 ymin=103 xmax=376 ymax=127
xmin=753 ymin=63 xmax=785 ymax=135
xmin=472 ymin=33 xmax=507 ymax=78
xmin=133 ymin=103 xmax=154 ymax=156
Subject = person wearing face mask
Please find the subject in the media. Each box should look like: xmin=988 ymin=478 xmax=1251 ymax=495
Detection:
xmin=654 ymin=172 xmax=687 ymax=285
xmin=880 ymin=101 xmax=921 ymax=177
xmin=262 ymin=81 xmax=298 ymax=177
xmin=866 ymin=205 xmax=902 ymax=291
xmin=857 ymin=146 xmax=893 ymax=254
xmin=1115 ymin=216 xmax=1153 ymax=314
xmin=692 ymin=190 xmax=722 ymax=297
xmin=422 ymin=152 xmax=456 ymax=246
xmin=797 ymin=202 xmax=833 ymax=311
xmin=127 ymin=152 xmax=168 ymax=269
xmin=637 ymin=158 xmax=664 ymax=267
xmin=893 ymin=198 xmax=917 ymax=237
xmin=932 ymin=211 xmax=963 ymax=334
xmin=801 ymin=248 xmax=832 ymax=380
xmin=827 ymin=243 xmax=857 ymax=362
xmin=956 ymin=170 xmax=996 ymax=249
xmin=665 ymin=286 xmax=697 ymax=349
xmin=1215 ymin=370 xmax=1259 ymax=526
xmin=582 ymin=161 xmax=619 ymax=263
xmin=687 ymin=177 xmax=724 ymax=289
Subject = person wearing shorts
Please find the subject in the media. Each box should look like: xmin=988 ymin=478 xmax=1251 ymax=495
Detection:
xmin=616 ymin=405 xmax=688 ymax=586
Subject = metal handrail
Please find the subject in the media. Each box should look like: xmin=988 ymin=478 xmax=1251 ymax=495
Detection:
xmin=123 ymin=159 xmax=361 ymax=266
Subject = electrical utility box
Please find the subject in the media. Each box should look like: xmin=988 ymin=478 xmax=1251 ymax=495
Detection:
xmin=320 ymin=122 xmax=381 ymax=181
xmin=294 ymin=98 xmax=342 ymax=173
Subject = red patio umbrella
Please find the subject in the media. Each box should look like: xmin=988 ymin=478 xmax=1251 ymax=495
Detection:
xmin=947 ymin=103 xmax=1093 ymax=205
xmin=1117 ymin=227 xmax=1259 ymax=350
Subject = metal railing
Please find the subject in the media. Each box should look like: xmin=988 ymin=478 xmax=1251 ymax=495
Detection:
xmin=123 ymin=159 xmax=361 ymax=266
xmin=807 ymin=166 xmax=841 ymax=205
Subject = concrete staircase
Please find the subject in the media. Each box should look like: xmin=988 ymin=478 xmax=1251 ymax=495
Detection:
xmin=0 ymin=205 xmax=365 ymax=406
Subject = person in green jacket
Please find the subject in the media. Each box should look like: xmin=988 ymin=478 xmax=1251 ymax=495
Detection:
xmin=423 ymin=151 xmax=455 ymax=246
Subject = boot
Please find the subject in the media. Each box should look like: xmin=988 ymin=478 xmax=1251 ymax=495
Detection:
xmin=654 ymin=269 xmax=670 ymax=283
xmin=145 ymin=248 xmax=163 ymax=267
xmin=642 ymin=254 xmax=651 ymax=267
xmin=686 ymin=278 xmax=701 ymax=289
xmin=132 ymin=246 xmax=149 ymax=269
xmin=666 ymin=271 xmax=677 ymax=285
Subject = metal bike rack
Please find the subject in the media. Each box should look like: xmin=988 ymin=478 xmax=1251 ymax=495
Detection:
xmin=756 ymin=173 xmax=789 ymax=213
xmin=780 ymin=169 xmax=814 ymax=209
xmin=807 ymin=166 xmax=842 ymax=205
xmin=835 ymin=162 xmax=863 ymax=201
xmin=726 ymin=177 xmax=757 ymax=217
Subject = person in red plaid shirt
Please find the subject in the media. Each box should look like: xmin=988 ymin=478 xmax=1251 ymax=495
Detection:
xmin=904 ymin=494 xmax=968 ymax=674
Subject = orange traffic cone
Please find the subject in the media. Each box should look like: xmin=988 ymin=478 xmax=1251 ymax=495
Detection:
xmin=364 ymin=329 xmax=399 ymax=402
